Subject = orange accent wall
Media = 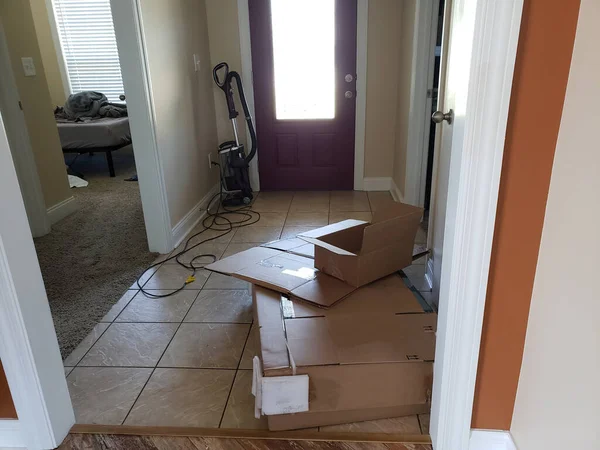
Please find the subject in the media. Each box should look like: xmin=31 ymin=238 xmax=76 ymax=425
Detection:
xmin=0 ymin=360 xmax=17 ymax=419
xmin=471 ymin=0 xmax=581 ymax=430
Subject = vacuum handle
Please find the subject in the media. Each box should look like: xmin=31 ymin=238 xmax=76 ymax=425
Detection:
xmin=213 ymin=62 xmax=229 ymax=88
xmin=213 ymin=62 xmax=238 ymax=120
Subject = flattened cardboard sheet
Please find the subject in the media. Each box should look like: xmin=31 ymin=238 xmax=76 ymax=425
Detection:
xmin=206 ymin=247 xmax=355 ymax=308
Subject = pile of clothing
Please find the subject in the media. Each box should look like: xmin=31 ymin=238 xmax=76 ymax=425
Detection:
xmin=54 ymin=91 xmax=127 ymax=122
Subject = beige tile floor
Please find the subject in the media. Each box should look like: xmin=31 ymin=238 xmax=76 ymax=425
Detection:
xmin=63 ymin=190 xmax=431 ymax=433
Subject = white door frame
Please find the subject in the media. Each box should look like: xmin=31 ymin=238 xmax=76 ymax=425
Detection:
xmin=402 ymin=0 xmax=441 ymax=207
xmin=237 ymin=0 xmax=369 ymax=191
xmin=0 ymin=113 xmax=74 ymax=449
xmin=109 ymin=0 xmax=174 ymax=254
xmin=0 ymin=22 xmax=50 ymax=238
xmin=430 ymin=0 xmax=523 ymax=448
xmin=0 ymin=0 xmax=523 ymax=448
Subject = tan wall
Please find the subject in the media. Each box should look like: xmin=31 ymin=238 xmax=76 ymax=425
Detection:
xmin=0 ymin=0 xmax=71 ymax=210
xmin=30 ymin=0 xmax=66 ymax=107
xmin=510 ymin=1 xmax=597 ymax=448
xmin=471 ymin=0 xmax=581 ymax=430
xmin=205 ymin=0 xmax=247 ymax=151
xmin=363 ymin=0 xmax=404 ymax=178
xmin=391 ymin=0 xmax=416 ymax=196
xmin=140 ymin=0 xmax=218 ymax=226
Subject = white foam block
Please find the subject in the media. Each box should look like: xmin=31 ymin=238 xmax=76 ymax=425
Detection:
xmin=261 ymin=374 xmax=309 ymax=416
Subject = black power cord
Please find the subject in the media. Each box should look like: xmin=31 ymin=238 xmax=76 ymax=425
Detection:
xmin=135 ymin=166 xmax=260 ymax=298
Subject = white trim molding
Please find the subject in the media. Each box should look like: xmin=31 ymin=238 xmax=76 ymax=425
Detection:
xmin=171 ymin=184 xmax=220 ymax=248
xmin=390 ymin=178 xmax=404 ymax=203
xmin=362 ymin=177 xmax=391 ymax=191
xmin=110 ymin=0 xmax=173 ymax=254
xmin=0 ymin=419 xmax=23 ymax=448
xmin=46 ymin=196 xmax=77 ymax=225
xmin=470 ymin=430 xmax=518 ymax=450
xmin=430 ymin=0 xmax=524 ymax=449
xmin=353 ymin=0 xmax=368 ymax=190
xmin=404 ymin=0 xmax=439 ymax=207
xmin=237 ymin=0 xmax=260 ymax=192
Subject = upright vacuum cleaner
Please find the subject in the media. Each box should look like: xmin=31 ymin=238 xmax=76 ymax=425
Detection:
xmin=212 ymin=62 xmax=257 ymax=206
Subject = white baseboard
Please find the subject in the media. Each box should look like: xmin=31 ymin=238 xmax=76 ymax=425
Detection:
xmin=470 ymin=430 xmax=517 ymax=450
xmin=0 ymin=420 xmax=24 ymax=448
xmin=362 ymin=177 xmax=392 ymax=191
xmin=46 ymin=196 xmax=77 ymax=225
xmin=390 ymin=178 xmax=404 ymax=203
xmin=171 ymin=183 xmax=219 ymax=249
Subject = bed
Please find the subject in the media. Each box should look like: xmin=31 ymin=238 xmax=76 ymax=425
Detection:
xmin=57 ymin=117 xmax=132 ymax=177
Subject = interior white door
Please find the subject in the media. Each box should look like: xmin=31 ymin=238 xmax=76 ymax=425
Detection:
xmin=429 ymin=0 xmax=479 ymax=308
xmin=427 ymin=0 xmax=452 ymax=308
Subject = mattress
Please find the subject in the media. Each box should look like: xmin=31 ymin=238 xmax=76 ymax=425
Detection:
xmin=57 ymin=117 xmax=131 ymax=150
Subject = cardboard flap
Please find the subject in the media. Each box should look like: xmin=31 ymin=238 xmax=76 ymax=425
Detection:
xmin=254 ymin=287 xmax=290 ymax=371
xmin=207 ymin=246 xmax=356 ymax=308
xmin=262 ymin=239 xmax=316 ymax=259
xmin=290 ymin=277 xmax=356 ymax=308
xmin=205 ymin=247 xmax=281 ymax=274
xmin=360 ymin=204 xmax=423 ymax=254
xmin=299 ymin=220 xmax=368 ymax=239
xmin=281 ymin=274 xmax=423 ymax=319
xmin=262 ymin=237 xmax=308 ymax=252
xmin=300 ymin=237 xmax=357 ymax=256
xmin=330 ymin=314 xmax=437 ymax=364
xmin=285 ymin=318 xmax=339 ymax=366
xmin=281 ymin=313 xmax=436 ymax=368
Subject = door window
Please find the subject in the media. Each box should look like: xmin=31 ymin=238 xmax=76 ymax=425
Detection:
xmin=271 ymin=0 xmax=335 ymax=120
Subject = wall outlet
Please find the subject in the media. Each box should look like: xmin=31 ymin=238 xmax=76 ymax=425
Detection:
xmin=193 ymin=54 xmax=201 ymax=72
xmin=208 ymin=152 xmax=213 ymax=169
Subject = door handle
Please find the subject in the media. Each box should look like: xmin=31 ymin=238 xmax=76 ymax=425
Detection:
xmin=432 ymin=109 xmax=453 ymax=124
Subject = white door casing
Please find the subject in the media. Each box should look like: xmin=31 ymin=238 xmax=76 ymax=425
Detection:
xmin=0 ymin=113 xmax=74 ymax=449
xmin=430 ymin=0 xmax=523 ymax=448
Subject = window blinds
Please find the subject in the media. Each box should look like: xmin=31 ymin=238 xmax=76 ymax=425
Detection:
xmin=52 ymin=0 xmax=124 ymax=102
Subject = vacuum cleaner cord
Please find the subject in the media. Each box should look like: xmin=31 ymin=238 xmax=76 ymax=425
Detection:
xmin=135 ymin=163 xmax=260 ymax=298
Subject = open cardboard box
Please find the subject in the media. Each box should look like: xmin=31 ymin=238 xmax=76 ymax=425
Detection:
xmin=252 ymin=279 xmax=436 ymax=431
xmin=204 ymin=208 xmax=426 ymax=309
xmin=298 ymin=203 xmax=423 ymax=287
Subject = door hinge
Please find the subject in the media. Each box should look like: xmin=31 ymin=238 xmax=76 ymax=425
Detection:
xmin=18 ymin=101 xmax=23 ymax=110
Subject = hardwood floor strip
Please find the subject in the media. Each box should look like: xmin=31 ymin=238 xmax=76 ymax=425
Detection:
xmin=60 ymin=434 xmax=433 ymax=450
xmin=69 ymin=424 xmax=432 ymax=444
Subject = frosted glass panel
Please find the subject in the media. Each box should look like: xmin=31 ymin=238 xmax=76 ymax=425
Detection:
xmin=271 ymin=0 xmax=335 ymax=120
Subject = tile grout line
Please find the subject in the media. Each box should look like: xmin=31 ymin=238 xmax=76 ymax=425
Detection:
xmin=68 ymin=316 xmax=118 ymax=369
xmin=218 ymin=318 xmax=254 ymax=428
xmin=120 ymin=288 xmax=204 ymax=425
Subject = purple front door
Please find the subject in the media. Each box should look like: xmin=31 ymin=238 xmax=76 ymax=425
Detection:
xmin=249 ymin=0 xmax=357 ymax=190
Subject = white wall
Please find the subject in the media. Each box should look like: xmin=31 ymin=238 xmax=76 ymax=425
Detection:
xmin=140 ymin=0 xmax=218 ymax=226
xmin=510 ymin=1 xmax=600 ymax=449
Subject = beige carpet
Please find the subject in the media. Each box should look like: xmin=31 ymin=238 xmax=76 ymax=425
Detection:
xmin=34 ymin=146 xmax=157 ymax=358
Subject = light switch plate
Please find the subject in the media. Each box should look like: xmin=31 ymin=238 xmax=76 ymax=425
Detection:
xmin=21 ymin=57 xmax=36 ymax=77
